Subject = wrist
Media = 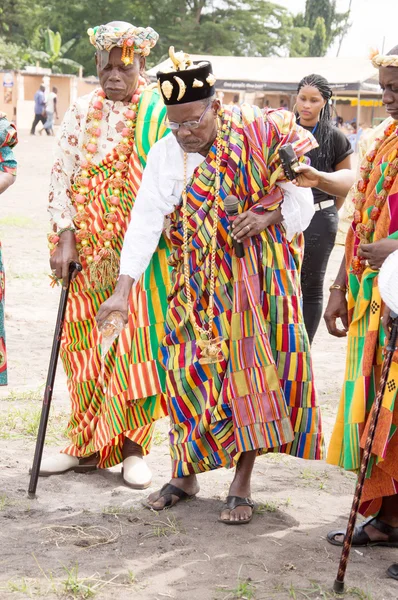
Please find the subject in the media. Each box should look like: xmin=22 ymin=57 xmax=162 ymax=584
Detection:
xmin=329 ymin=283 xmax=347 ymax=294
xmin=115 ymin=274 xmax=134 ymax=298
xmin=58 ymin=229 xmax=76 ymax=243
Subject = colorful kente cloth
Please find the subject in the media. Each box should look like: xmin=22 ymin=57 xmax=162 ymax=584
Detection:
xmin=160 ymin=105 xmax=324 ymax=477
xmin=0 ymin=115 xmax=17 ymax=386
xmin=327 ymin=120 xmax=398 ymax=516
xmin=51 ymin=90 xmax=171 ymax=468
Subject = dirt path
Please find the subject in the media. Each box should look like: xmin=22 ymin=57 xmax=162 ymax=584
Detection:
xmin=0 ymin=132 xmax=395 ymax=600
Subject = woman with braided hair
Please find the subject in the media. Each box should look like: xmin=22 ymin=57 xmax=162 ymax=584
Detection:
xmin=292 ymin=74 xmax=355 ymax=343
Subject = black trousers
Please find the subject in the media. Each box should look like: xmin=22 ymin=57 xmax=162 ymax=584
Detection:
xmin=30 ymin=114 xmax=46 ymax=134
xmin=301 ymin=204 xmax=339 ymax=344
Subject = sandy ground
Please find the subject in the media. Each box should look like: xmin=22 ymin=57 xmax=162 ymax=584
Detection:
xmin=0 ymin=131 xmax=396 ymax=600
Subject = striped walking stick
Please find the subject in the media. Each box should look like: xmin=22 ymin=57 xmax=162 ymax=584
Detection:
xmin=333 ymin=312 xmax=398 ymax=593
xmin=28 ymin=261 xmax=82 ymax=499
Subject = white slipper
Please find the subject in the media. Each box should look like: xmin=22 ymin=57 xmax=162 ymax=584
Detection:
xmin=122 ymin=456 xmax=152 ymax=489
xmin=36 ymin=453 xmax=97 ymax=477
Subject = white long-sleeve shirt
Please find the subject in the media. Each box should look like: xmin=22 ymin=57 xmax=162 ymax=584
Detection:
xmin=120 ymin=132 xmax=314 ymax=282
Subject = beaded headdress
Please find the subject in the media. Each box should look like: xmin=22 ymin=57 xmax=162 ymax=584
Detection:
xmin=370 ymin=49 xmax=398 ymax=69
xmin=157 ymin=47 xmax=216 ymax=105
xmin=87 ymin=23 xmax=159 ymax=66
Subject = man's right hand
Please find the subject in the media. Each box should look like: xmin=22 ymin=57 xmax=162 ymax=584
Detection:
xmin=292 ymin=164 xmax=321 ymax=189
xmin=49 ymin=230 xmax=80 ymax=286
xmin=96 ymin=274 xmax=134 ymax=330
xmin=323 ymin=290 xmax=349 ymax=337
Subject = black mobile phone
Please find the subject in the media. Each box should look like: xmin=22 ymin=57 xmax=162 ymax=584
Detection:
xmin=279 ymin=143 xmax=300 ymax=181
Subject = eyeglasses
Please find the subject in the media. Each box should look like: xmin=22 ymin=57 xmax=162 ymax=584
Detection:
xmin=165 ymin=103 xmax=212 ymax=131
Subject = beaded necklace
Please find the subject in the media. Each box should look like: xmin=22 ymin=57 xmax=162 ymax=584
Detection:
xmin=182 ymin=125 xmax=224 ymax=365
xmin=351 ymin=120 xmax=398 ymax=275
xmin=49 ymin=78 xmax=146 ymax=289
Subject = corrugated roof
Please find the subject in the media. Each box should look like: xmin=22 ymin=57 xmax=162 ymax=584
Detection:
xmin=148 ymin=55 xmax=378 ymax=87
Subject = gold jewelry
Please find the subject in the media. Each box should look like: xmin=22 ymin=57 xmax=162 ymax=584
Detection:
xmin=182 ymin=128 xmax=223 ymax=365
xmin=370 ymin=50 xmax=398 ymax=69
xmin=161 ymin=80 xmax=173 ymax=100
xmin=329 ymin=284 xmax=347 ymax=293
xmin=174 ymin=76 xmax=187 ymax=101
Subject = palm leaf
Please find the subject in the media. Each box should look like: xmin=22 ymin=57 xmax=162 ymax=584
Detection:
xmin=44 ymin=29 xmax=55 ymax=56
xmin=53 ymin=31 xmax=62 ymax=57
xmin=58 ymin=57 xmax=82 ymax=71
xmin=60 ymin=37 xmax=77 ymax=56
xmin=30 ymin=50 xmax=50 ymax=61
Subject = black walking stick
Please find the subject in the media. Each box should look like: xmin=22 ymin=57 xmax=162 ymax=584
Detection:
xmin=333 ymin=312 xmax=398 ymax=594
xmin=28 ymin=261 xmax=82 ymax=499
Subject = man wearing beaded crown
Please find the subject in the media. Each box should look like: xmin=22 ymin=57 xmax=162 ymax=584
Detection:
xmin=43 ymin=21 xmax=171 ymax=488
xmin=97 ymin=48 xmax=324 ymax=523
xmin=323 ymin=46 xmax=398 ymax=559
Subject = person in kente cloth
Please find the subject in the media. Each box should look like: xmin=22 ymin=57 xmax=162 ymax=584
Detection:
xmin=97 ymin=48 xmax=324 ymax=523
xmin=41 ymin=21 xmax=171 ymax=490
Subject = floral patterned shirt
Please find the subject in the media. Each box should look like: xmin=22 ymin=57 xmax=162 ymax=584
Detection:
xmin=48 ymin=89 xmax=136 ymax=229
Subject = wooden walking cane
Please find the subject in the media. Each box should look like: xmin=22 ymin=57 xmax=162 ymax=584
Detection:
xmin=28 ymin=261 xmax=82 ymax=499
xmin=333 ymin=312 xmax=398 ymax=593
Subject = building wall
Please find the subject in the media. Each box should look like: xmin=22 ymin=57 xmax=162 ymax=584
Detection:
xmin=49 ymin=76 xmax=71 ymax=122
xmin=0 ymin=72 xmax=17 ymax=122
xmin=333 ymin=103 xmax=386 ymax=127
xmin=77 ymin=79 xmax=99 ymax=100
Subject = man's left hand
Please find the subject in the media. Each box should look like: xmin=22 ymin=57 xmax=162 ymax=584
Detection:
xmin=358 ymin=239 xmax=398 ymax=270
xmin=231 ymin=207 xmax=283 ymax=242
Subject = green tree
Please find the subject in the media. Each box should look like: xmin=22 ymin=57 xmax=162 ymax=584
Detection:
xmin=290 ymin=0 xmax=351 ymax=57
xmin=0 ymin=0 xmax=43 ymax=47
xmin=1 ymin=0 xmax=348 ymax=73
xmin=0 ymin=36 xmax=34 ymax=70
xmin=32 ymin=29 xmax=82 ymax=73
xmin=288 ymin=12 xmax=313 ymax=58
xmin=0 ymin=0 xmax=299 ymax=75
xmin=308 ymin=16 xmax=327 ymax=57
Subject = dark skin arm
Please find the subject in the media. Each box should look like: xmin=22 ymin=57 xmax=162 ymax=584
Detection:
xmin=292 ymin=155 xmax=354 ymax=210
xmin=323 ymin=255 xmax=349 ymax=337
xmin=96 ymin=274 xmax=133 ymax=329
xmin=0 ymin=172 xmax=15 ymax=195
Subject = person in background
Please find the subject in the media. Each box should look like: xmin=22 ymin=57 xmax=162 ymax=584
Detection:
xmin=292 ymin=74 xmax=355 ymax=344
xmin=0 ymin=113 xmax=17 ymax=385
xmin=41 ymin=87 xmax=59 ymax=136
xmin=30 ymin=85 xmax=47 ymax=136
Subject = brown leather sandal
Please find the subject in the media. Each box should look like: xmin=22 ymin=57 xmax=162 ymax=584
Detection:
xmin=219 ymin=496 xmax=255 ymax=525
xmin=143 ymin=483 xmax=196 ymax=511
xmin=327 ymin=516 xmax=398 ymax=547
xmin=387 ymin=564 xmax=398 ymax=580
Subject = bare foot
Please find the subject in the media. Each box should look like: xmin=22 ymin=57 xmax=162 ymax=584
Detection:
xmin=146 ymin=476 xmax=199 ymax=510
